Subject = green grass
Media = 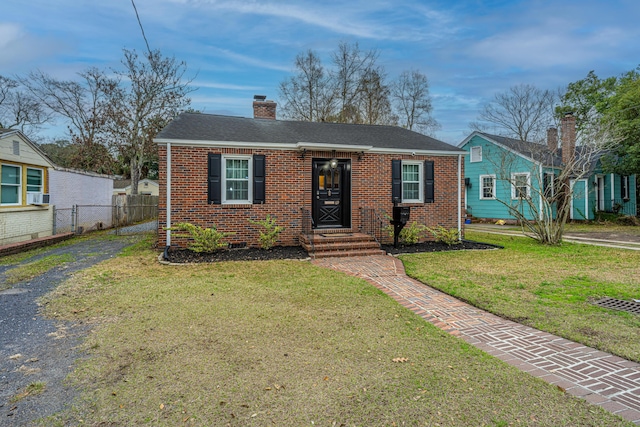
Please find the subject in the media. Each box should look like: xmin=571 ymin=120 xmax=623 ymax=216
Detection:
xmin=402 ymin=230 xmax=640 ymax=362
xmin=11 ymin=382 xmax=46 ymax=403
xmin=2 ymin=253 xmax=75 ymax=289
xmin=38 ymin=242 xmax=633 ymax=426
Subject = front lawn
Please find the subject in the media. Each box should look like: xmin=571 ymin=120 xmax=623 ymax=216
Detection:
xmin=402 ymin=231 xmax=640 ymax=363
xmin=38 ymin=235 xmax=633 ymax=426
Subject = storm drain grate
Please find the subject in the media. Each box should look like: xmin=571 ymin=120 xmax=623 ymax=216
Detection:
xmin=592 ymin=297 xmax=640 ymax=315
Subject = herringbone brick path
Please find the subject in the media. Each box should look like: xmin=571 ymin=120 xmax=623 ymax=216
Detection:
xmin=313 ymin=255 xmax=640 ymax=425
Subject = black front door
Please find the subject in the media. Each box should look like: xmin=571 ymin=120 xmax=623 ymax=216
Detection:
xmin=312 ymin=158 xmax=351 ymax=228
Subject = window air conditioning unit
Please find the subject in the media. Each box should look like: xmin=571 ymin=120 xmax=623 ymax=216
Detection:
xmin=26 ymin=192 xmax=50 ymax=205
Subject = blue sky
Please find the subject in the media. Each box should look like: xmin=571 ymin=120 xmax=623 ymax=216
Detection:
xmin=2 ymin=0 xmax=639 ymax=145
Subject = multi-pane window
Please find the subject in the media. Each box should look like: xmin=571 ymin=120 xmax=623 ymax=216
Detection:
xmin=27 ymin=168 xmax=43 ymax=193
xmin=622 ymin=176 xmax=630 ymax=200
xmin=402 ymin=162 xmax=422 ymax=202
xmin=223 ymin=157 xmax=251 ymax=203
xmin=470 ymin=146 xmax=482 ymax=163
xmin=543 ymin=172 xmax=555 ymax=198
xmin=512 ymin=173 xmax=530 ymax=199
xmin=1 ymin=164 xmax=21 ymax=205
xmin=480 ymin=175 xmax=495 ymax=199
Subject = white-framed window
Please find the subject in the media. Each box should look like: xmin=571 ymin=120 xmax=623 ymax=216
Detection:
xmin=402 ymin=161 xmax=423 ymax=203
xmin=479 ymin=174 xmax=496 ymax=199
xmin=26 ymin=167 xmax=44 ymax=193
xmin=1 ymin=164 xmax=22 ymax=206
xmin=511 ymin=172 xmax=530 ymax=199
xmin=622 ymin=175 xmax=630 ymax=200
xmin=470 ymin=146 xmax=482 ymax=163
xmin=222 ymin=155 xmax=252 ymax=203
xmin=543 ymin=172 xmax=555 ymax=198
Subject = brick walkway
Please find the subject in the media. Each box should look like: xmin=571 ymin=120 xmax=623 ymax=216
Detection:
xmin=313 ymin=255 xmax=640 ymax=425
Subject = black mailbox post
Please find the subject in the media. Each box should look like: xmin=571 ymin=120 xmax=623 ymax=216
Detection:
xmin=390 ymin=204 xmax=410 ymax=248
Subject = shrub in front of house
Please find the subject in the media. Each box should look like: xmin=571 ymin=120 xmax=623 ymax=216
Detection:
xmin=248 ymin=215 xmax=285 ymax=250
xmin=167 ymin=222 xmax=233 ymax=253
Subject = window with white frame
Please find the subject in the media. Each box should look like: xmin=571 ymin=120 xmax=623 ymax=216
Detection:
xmin=222 ymin=155 xmax=252 ymax=203
xmin=511 ymin=173 xmax=530 ymax=199
xmin=622 ymin=175 xmax=630 ymax=200
xmin=1 ymin=164 xmax=21 ymax=205
xmin=543 ymin=172 xmax=555 ymax=198
xmin=470 ymin=146 xmax=482 ymax=163
xmin=402 ymin=161 xmax=423 ymax=203
xmin=479 ymin=175 xmax=495 ymax=199
xmin=26 ymin=168 xmax=43 ymax=193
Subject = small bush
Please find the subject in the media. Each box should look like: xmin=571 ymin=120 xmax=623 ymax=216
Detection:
xmin=249 ymin=215 xmax=285 ymax=250
xmin=384 ymin=221 xmax=427 ymax=245
xmin=426 ymin=226 xmax=461 ymax=246
xmin=167 ymin=222 xmax=232 ymax=253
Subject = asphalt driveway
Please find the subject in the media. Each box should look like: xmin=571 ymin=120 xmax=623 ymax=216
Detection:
xmin=0 ymin=236 xmax=140 ymax=426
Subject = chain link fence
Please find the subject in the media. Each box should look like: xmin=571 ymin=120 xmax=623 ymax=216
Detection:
xmin=53 ymin=203 xmax=158 ymax=237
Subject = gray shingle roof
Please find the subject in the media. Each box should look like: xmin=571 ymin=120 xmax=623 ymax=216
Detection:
xmin=478 ymin=132 xmax=563 ymax=167
xmin=156 ymin=113 xmax=463 ymax=153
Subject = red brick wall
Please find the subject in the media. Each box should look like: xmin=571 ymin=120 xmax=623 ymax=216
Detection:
xmin=158 ymin=145 xmax=464 ymax=248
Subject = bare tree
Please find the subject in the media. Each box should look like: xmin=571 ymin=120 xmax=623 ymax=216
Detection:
xmin=279 ymin=50 xmax=336 ymax=122
xmin=392 ymin=69 xmax=439 ymax=135
xmin=103 ymin=48 xmax=193 ymax=194
xmin=0 ymin=75 xmax=50 ymax=136
xmin=472 ymin=84 xmax=557 ymax=143
xmin=330 ymin=42 xmax=378 ymax=124
xmin=359 ymin=67 xmax=396 ymax=126
xmin=487 ymin=115 xmax=616 ymax=244
xmin=21 ymin=69 xmax=117 ymax=172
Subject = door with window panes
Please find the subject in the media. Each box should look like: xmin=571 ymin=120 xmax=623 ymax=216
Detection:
xmin=312 ymin=159 xmax=351 ymax=228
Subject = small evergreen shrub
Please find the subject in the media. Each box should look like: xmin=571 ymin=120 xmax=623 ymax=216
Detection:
xmin=426 ymin=226 xmax=461 ymax=246
xmin=384 ymin=220 xmax=427 ymax=245
xmin=167 ymin=222 xmax=232 ymax=253
xmin=248 ymin=215 xmax=285 ymax=250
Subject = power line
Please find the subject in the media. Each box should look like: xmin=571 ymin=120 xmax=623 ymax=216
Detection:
xmin=131 ymin=0 xmax=151 ymax=54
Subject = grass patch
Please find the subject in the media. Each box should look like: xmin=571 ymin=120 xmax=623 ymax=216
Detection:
xmin=402 ymin=231 xmax=640 ymax=362
xmin=39 ymin=245 xmax=632 ymax=426
xmin=11 ymin=382 xmax=46 ymax=403
xmin=2 ymin=253 xmax=75 ymax=288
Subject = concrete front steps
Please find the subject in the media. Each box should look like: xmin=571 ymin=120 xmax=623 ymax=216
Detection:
xmin=300 ymin=230 xmax=385 ymax=259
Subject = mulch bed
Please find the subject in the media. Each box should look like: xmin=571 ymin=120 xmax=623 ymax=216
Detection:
xmin=163 ymin=240 xmax=500 ymax=263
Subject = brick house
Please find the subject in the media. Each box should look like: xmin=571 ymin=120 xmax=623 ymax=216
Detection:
xmin=156 ymin=98 xmax=466 ymax=257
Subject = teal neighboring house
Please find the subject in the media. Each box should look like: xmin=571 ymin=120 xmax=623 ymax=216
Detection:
xmin=459 ymin=115 xmax=637 ymax=222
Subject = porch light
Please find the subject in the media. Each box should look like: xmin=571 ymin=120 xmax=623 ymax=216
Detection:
xmin=329 ymin=158 xmax=339 ymax=170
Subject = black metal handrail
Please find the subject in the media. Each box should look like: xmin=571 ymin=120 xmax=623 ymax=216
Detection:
xmin=360 ymin=207 xmax=385 ymax=244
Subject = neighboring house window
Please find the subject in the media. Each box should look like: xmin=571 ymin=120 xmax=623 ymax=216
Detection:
xmin=479 ymin=175 xmax=495 ymax=199
xmin=402 ymin=161 xmax=423 ymax=203
xmin=511 ymin=173 xmax=530 ymax=199
xmin=470 ymin=146 xmax=482 ymax=163
xmin=223 ymin=156 xmax=252 ymax=203
xmin=1 ymin=164 xmax=21 ymax=205
xmin=543 ymin=172 xmax=555 ymax=198
xmin=27 ymin=168 xmax=44 ymax=193
xmin=621 ymin=175 xmax=630 ymax=200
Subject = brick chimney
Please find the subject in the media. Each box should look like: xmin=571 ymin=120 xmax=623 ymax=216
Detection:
xmin=253 ymin=95 xmax=277 ymax=120
xmin=561 ymin=113 xmax=576 ymax=165
xmin=546 ymin=127 xmax=558 ymax=152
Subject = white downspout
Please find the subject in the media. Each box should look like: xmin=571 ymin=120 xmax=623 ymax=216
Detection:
xmin=166 ymin=142 xmax=172 ymax=246
xmin=458 ymin=154 xmax=462 ymax=240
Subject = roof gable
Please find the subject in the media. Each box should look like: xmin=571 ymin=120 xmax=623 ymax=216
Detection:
xmin=460 ymin=131 xmax=562 ymax=168
xmin=155 ymin=113 xmax=464 ymax=154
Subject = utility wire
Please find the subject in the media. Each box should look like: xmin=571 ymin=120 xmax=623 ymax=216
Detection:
xmin=131 ymin=0 xmax=152 ymax=54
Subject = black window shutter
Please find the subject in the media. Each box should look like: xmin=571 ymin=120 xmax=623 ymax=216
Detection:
xmin=424 ymin=160 xmax=434 ymax=203
xmin=208 ymin=153 xmax=221 ymax=204
xmin=253 ymin=155 xmax=266 ymax=204
xmin=392 ymin=159 xmax=402 ymax=203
